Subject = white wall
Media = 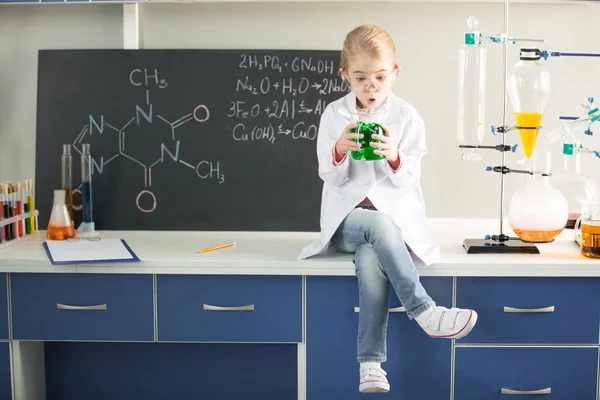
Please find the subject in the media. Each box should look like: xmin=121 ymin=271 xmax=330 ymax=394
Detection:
xmin=1 ymin=1 xmax=599 ymax=219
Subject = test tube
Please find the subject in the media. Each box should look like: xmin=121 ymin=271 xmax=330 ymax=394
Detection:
xmin=81 ymin=144 xmax=93 ymax=224
xmin=62 ymin=145 xmax=74 ymax=224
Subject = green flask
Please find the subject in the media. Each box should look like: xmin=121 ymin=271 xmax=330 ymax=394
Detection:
xmin=350 ymin=111 xmax=386 ymax=161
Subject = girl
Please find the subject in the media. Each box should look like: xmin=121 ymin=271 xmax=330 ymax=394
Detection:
xmin=298 ymin=25 xmax=478 ymax=393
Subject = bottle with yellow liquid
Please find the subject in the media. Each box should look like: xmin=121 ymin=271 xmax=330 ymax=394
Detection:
xmin=508 ymin=48 xmax=551 ymax=159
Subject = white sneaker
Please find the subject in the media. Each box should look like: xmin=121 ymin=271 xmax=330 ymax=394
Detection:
xmin=359 ymin=363 xmax=390 ymax=393
xmin=417 ymin=306 xmax=478 ymax=339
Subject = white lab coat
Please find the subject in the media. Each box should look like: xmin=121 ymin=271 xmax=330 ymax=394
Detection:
xmin=297 ymin=91 xmax=440 ymax=266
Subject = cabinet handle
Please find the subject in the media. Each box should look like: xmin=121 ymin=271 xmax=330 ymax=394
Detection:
xmin=501 ymin=388 xmax=551 ymax=395
xmin=503 ymin=306 xmax=555 ymax=313
xmin=57 ymin=303 xmax=107 ymax=311
xmin=203 ymin=304 xmax=255 ymax=311
xmin=354 ymin=306 xmax=405 ymax=313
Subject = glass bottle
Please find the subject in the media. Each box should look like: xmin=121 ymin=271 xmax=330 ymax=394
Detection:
xmin=350 ymin=109 xmax=386 ymax=161
xmin=507 ymin=151 xmax=568 ymax=243
xmin=47 ymin=189 xmax=76 ymax=240
xmin=457 ymin=16 xmax=486 ymax=161
xmin=61 ymin=144 xmax=74 ymax=225
xmin=81 ymin=143 xmax=93 ymax=224
xmin=551 ymin=142 xmax=600 ymax=229
xmin=508 ymin=48 xmax=551 ymax=159
xmin=542 ymin=108 xmax=600 ymax=146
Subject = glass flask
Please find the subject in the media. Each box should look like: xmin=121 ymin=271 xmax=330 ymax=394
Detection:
xmin=508 ymin=151 xmax=568 ymax=243
xmin=575 ymin=200 xmax=600 ymax=258
xmin=457 ymin=16 xmax=486 ymax=161
xmin=508 ymin=48 xmax=551 ymax=159
xmin=61 ymin=144 xmax=74 ymax=225
xmin=542 ymin=107 xmax=600 ymax=146
xmin=551 ymin=143 xmax=600 ymax=229
xmin=350 ymin=108 xmax=386 ymax=161
xmin=47 ymin=189 xmax=76 ymax=241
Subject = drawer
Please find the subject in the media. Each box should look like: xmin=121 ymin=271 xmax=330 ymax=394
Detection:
xmin=456 ymin=277 xmax=600 ymax=343
xmin=455 ymin=347 xmax=598 ymax=399
xmin=157 ymin=275 xmax=302 ymax=342
xmin=0 ymin=274 xmax=8 ymax=340
xmin=11 ymin=273 xmax=154 ymax=341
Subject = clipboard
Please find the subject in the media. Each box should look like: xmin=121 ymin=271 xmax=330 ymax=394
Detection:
xmin=42 ymin=239 xmax=140 ymax=266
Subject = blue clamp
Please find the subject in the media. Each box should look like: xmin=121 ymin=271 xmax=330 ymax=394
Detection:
xmin=491 ymin=125 xmax=498 ymax=135
xmin=485 ymin=166 xmax=493 ymax=171
xmin=484 ymin=235 xmax=492 ymax=240
xmin=540 ymin=50 xmax=550 ymax=60
xmin=588 ymin=97 xmax=595 ymax=105
xmin=585 ymin=128 xmax=594 ymax=136
xmin=511 ymin=144 xmax=518 ymax=153
xmin=595 ymin=151 xmax=600 ymax=159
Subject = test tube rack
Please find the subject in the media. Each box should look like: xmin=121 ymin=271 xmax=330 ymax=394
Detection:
xmin=0 ymin=210 xmax=40 ymax=250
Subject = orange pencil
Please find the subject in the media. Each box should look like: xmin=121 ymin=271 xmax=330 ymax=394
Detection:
xmin=200 ymin=241 xmax=236 ymax=254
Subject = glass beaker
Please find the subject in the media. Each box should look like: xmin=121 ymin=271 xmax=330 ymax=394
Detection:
xmin=47 ymin=189 xmax=76 ymax=241
xmin=350 ymin=109 xmax=386 ymax=161
xmin=574 ymin=199 xmax=600 ymax=258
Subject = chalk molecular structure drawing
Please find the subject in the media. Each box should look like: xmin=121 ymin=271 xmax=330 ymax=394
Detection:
xmin=70 ymin=68 xmax=224 ymax=213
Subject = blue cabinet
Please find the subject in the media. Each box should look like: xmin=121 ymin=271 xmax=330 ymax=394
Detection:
xmin=0 ymin=343 xmax=10 ymax=400
xmin=44 ymin=341 xmax=297 ymax=400
xmin=0 ymin=274 xmax=8 ymax=340
xmin=157 ymin=275 xmax=302 ymax=343
xmin=11 ymin=273 xmax=154 ymax=341
xmin=455 ymin=347 xmax=598 ymax=399
xmin=307 ymin=276 xmax=452 ymax=400
xmin=456 ymin=277 xmax=600 ymax=344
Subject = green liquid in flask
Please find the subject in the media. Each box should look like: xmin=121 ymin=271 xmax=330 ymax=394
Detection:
xmin=350 ymin=122 xmax=385 ymax=161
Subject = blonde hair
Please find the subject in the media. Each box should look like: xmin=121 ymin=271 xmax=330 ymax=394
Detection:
xmin=341 ymin=25 xmax=396 ymax=68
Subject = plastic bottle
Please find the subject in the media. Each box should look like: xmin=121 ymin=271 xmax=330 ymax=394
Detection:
xmin=61 ymin=144 xmax=74 ymax=225
xmin=457 ymin=16 xmax=486 ymax=161
xmin=542 ymin=108 xmax=600 ymax=146
xmin=47 ymin=189 xmax=76 ymax=240
xmin=507 ymin=48 xmax=551 ymax=159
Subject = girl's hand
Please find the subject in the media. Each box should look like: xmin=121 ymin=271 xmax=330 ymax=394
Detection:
xmin=371 ymin=123 xmax=399 ymax=162
xmin=335 ymin=123 xmax=362 ymax=156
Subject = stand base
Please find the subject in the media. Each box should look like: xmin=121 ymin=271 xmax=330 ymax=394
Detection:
xmin=77 ymin=222 xmax=99 ymax=238
xmin=463 ymin=238 xmax=539 ymax=254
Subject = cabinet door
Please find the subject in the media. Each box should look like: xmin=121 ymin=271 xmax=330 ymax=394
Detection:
xmin=0 ymin=343 xmax=10 ymax=400
xmin=455 ymin=347 xmax=598 ymax=399
xmin=307 ymin=276 xmax=452 ymax=400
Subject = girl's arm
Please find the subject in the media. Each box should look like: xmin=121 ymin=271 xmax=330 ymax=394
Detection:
xmin=316 ymin=106 xmax=351 ymax=187
xmin=386 ymin=105 xmax=427 ymax=188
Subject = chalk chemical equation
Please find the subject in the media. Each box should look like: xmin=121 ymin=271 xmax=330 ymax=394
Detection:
xmin=231 ymin=54 xmax=348 ymax=144
xmin=71 ymin=68 xmax=224 ymax=213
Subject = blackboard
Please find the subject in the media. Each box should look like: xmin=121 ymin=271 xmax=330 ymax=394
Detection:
xmin=35 ymin=50 xmax=349 ymax=231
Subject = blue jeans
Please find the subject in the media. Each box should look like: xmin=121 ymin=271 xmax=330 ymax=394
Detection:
xmin=331 ymin=206 xmax=435 ymax=363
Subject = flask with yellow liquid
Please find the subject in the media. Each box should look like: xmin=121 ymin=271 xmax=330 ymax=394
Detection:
xmin=508 ymin=48 xmax=551 ymax=159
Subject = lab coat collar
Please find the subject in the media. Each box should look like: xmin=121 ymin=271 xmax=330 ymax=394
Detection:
xmin=337 ymin=91 xmax=402 ymax=124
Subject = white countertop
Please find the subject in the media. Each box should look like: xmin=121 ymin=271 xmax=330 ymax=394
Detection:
xmin=0 ymin=218 xmax=598 ymax=277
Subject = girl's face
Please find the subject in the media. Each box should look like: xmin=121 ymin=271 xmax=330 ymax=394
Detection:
xmin=344 ymin=53 xmax=397 ymax=110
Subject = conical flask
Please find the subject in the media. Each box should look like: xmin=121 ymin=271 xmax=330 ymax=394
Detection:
xmin=47 ymin=189 xmax=76 ymax=240
xmin=508 ymin=48 xmax=551 ymax=159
